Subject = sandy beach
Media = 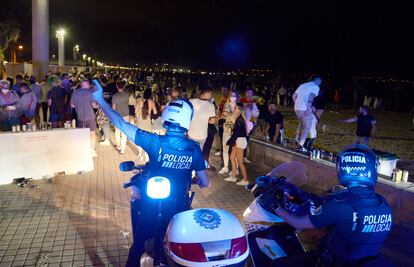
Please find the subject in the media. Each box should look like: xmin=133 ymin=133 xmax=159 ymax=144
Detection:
xmin=253 ymin=107 xmax=414 ymax=182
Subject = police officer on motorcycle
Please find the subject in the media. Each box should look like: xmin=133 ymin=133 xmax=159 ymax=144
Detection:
xmin=91 ymin=80 xmax=210 ymax=267
xmin=274 ymin=144 xmax=393 ymax=267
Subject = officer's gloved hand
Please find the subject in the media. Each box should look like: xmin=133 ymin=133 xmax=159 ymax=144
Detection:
xmin=191 ymin=176 xmax=199 ymax=185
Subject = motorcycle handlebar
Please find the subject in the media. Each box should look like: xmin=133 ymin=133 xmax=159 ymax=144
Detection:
xmin=123 ymin=182 xmax=134 ymax=189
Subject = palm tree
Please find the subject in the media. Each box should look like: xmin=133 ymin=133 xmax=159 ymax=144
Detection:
xmin=0 ymin=20 xmax=20 ymax=78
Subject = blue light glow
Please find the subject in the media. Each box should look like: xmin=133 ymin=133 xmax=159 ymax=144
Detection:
xmin=218 ymin=36 xmax=248 ymax=66
xmin=147 ymin=176 xmax=171 ymax=199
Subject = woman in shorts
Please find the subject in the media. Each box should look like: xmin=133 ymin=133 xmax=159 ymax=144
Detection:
xmin=224 ymin=103 xmax=250 ymax=186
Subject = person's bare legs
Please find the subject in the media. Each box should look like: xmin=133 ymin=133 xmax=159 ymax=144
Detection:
xmin=295 ymin=110 xmax=305 ymax=140
xmin=230 ymin=145 xmax=237 ymax=177
xmin=236 ymin=147 xmax=249 ymax=182
xmin=299 ymin=113 xmax=312 ymax=147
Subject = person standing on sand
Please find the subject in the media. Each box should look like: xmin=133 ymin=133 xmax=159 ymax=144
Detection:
xmin=340 ymin=105 xmax=376 ymax=147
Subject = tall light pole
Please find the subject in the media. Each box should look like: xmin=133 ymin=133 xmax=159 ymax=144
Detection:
xmin=56 ymin=29 xmax=65 ymax=67
xmin=73 ymin=44 xmax=79 ymax=61
xmin=32 ymin=0 xmax=49 ymax=80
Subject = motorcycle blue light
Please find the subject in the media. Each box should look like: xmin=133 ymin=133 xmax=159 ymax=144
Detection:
xmin=147 ymin=176 xmax=171 ymax=199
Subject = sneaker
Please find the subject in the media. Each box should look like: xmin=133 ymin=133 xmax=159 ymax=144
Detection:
xmin=243 ymin=158 xmax=251 ymax=164
xmin=229 ymin=169 xmax=239 ymax=176
xmin=296 ymin=145 xmax=307 ymax=152
xmin=214 ymin=151 xmax=222 ymax=156
xmin=218 ymin=167 xmax=229 ymax=174
xmin=236 ymin=180 xmax=249 ymax=186
xmin=99 ymin=139 xmax=110 ymax=146
xmin=224 ymin=177 xmax=237 ymax=182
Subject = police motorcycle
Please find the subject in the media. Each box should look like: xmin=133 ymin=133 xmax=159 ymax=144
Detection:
xmin=120 ymin=161 xmax=249 ymax=267
xmin=243 ymin=160 xmax=395 ymax=267
xmin=243 ymin=161 xmax=321 ymax=267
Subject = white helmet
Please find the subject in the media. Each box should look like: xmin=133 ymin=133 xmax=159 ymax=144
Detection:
xmin=165 ymin=208 xmax=248 ymax=266
xmin=162 ymin=99 xmax=194 ymax=131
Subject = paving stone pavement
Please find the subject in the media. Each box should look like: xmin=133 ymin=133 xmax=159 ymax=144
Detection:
xmin=1 ymin=140 xmax=413 ymax=266
xmin=0 ymin=140 xmax=260 ymax=267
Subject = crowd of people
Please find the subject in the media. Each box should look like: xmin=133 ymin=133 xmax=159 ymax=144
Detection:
xmin=1 ymin=70 xmax=384 ymax=183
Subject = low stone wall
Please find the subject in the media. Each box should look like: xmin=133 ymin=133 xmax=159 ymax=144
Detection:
xmin=247 ymin=137 xmax=414 ymax=226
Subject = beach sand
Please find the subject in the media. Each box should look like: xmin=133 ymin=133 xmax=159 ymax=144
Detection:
xmin=253 ymin=107 xmax=414 ymax=182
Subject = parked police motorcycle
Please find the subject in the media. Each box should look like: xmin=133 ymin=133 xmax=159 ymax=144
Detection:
xmin=120 ymin=161 xmax=249 ymax=267
xmin=243 ymin=161 xmax=395 ymax=267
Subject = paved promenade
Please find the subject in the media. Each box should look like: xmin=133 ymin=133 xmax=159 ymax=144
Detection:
xmin=0 ymin=141 xmax=413 ymax=266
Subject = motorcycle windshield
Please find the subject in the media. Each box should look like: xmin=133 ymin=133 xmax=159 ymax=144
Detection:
xmin=267 ymin=161 xmax=309 ymax=186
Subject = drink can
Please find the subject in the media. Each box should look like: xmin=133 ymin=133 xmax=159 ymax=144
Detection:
xmin=394 ymin=169 xmax=402 ymax=183
xmin=316 ymin=150 xmax=320 ymax=159
xmin=16 ymin=125 xmax=21 ymax=132
xmin=12 ymin=125 xmax=16 ymax=133
xmin=22 ymin=124 xmax=27 ymax=132
xmin=391 ymin=169 xmax=397 ymax=182
xmin=283 ymin=139 xmax=287 ymax=147
xmin=402 ymin=170 xmax=409 ymax=183
xmin=26 ymin=123 xmax=32 ymax=131
xmin=32 ymin=124 xmax=37 ymax=131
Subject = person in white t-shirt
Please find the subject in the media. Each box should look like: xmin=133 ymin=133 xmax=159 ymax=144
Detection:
xmin=292 ymin=76 xmax=321 ymax=150
xmin=188 ymin=87 xmax=216 ymax=150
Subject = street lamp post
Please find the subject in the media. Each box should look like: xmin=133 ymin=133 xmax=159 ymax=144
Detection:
xmin=56 ymin=29 xmax=65 ymax=67
xmin=32 ymin=0 xmax=49 ymax=80
xmin=73 ymin=44 xmax=79 ymax=61
xmin=82 ymin=54 xmax=87 ymax=66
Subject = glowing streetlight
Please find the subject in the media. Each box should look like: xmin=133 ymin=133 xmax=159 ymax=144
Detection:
xmin=11 ymin=45 xmax=24 ymax=63
xmin=73 ymin=44 xmax=80 ymax=61
xmin=56 ymin=28 xmax=66 ymax=66
xmin=82 ymin=54 xmax=87 ymax=60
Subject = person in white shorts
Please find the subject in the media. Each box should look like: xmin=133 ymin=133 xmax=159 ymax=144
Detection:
xmin=218 ymin=90 xmax=239 ymax=174
xmin=224 ymin=103 xmax=250 ymax=186
xmin=292 ymin=76 xmax=322 ymax=151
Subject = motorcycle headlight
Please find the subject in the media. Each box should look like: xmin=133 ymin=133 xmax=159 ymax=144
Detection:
xmin=146 ymin=176 xmax=170 ymax=199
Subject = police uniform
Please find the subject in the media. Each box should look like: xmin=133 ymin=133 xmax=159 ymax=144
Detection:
xmin=309 ymin=186 xmax=392 ymax=266
xmin=126 ymin=128 xmax=206 ymax=267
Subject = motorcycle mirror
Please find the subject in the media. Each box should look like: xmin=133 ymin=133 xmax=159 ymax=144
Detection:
xmin=331 ymin=184 xmax=346 ymax=194
xmin=119 ymin=161 xmax=135 ymax=172
xmin=246 ymin=183 xmax=256 ymax=190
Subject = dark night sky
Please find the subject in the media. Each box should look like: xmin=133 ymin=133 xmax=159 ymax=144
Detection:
xmin=2 ymin=1 xmax=413 ymax=76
